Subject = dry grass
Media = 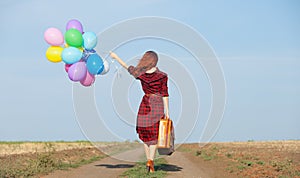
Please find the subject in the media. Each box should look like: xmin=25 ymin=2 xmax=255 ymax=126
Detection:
xmin=0 ymin=141 xmax=92 ymax=155
xmin=0 ymin=141 xmax=133 ymax=156
xmin=177 ymin=140 xmax=300 ymax=178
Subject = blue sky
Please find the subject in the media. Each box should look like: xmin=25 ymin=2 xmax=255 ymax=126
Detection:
xmin=0 ymin=0 xmax=299 ymax=142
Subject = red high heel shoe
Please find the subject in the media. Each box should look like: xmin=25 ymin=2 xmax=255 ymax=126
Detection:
xmin=146 ymin=160 xmax=154 ymax=173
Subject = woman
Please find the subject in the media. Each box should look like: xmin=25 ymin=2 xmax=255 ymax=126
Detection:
xmin=110 ymin=51 xmax=169 ymax=173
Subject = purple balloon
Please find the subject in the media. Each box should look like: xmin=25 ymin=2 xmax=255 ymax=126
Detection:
xmin=66 ymin=19 xmax=83 ymax=34
xmin=68 ymin=62 xmax=87 ymax=82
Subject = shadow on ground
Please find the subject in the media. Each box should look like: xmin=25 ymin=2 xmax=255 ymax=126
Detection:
xmin=95 ymin=164 xmax=135 ymax=169
xmin=156 ymin=164 xmax=183 ymax=172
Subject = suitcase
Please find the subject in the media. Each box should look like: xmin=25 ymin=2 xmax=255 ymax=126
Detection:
xmin=157 ymin=117 xmax=175 ymax=155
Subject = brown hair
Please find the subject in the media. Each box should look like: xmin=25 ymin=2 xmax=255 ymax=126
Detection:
xmin=130 ymin=51 xmax=158 ymax=78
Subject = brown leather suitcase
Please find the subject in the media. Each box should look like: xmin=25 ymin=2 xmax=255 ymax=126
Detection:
xmin=157 ymin=118 xmax=175 ymax=155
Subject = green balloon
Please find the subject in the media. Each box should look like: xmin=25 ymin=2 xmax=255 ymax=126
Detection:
xmin=65 ymin=29 xmax=83 ymax=47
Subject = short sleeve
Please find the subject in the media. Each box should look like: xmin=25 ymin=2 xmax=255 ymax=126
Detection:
xmin=127 ymin=65 xmax=139 ymax=79
xmin=160 ymin=76 xmax=169 ymax=97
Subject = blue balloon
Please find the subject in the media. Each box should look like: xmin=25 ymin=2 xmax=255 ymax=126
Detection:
xmin=86 ymin=53 xmax=104 ymax=75
xmin=82 ymin=49 xmax=96 ymax=62
xmin=83 ymin=32 xmax=97 ymax=50
xmin=62 ymin=47 xmax=83 ymax=64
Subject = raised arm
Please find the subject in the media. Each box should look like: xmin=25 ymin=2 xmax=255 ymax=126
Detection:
xmin=110 ymin=51 xmax=129 ymax=69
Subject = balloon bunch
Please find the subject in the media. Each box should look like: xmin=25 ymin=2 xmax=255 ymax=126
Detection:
xmin=44 ymin=19 xmax=109 ymax=87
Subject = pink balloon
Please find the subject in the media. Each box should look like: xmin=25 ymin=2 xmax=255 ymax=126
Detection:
xmin=65 ymin=64 xmax=72 ymax=73
xmin=80 ymin=71 xmax=95 ymax=87
xmin=68 ymin=62 xmax=87 ymax=82
xmin=44 ymin=27 xmax=64 ymax=46
xmin=66 ymin=19 xmax=83 ymax=34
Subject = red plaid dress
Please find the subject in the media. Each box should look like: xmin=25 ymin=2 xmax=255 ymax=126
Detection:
xmin=128 ymin=66 xmax=169 ymax=146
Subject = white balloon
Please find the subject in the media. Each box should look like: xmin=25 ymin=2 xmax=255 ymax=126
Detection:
xmin=100 ymin=59 xmax=110 ymax=75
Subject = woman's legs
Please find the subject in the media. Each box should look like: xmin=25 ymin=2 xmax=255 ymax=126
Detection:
xmin=149 ymin=144 xmax=157 ymax=160
xmin=144 ymin=143 xmax=157 ymax=172
xmin=143 ymin=143 xmax=150 ymax=160
xmin=144 ymin=143 xmax=157 ymax=160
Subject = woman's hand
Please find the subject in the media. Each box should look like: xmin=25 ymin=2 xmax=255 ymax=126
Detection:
xmin=109 ymin=51 xmax=119 ymax=59
xmin=165 ymin=112 xmax=170 ymax=119
xmin=109 ymin=51 xmax=128 ymax=69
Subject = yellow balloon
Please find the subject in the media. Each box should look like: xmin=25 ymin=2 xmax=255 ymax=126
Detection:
xmin=46 ymin=46 xmax=63 ymax=63
xmin=64 ymin=43 xmax=69 ymax=48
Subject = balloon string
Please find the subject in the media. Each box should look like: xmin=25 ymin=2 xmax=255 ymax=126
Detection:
xmin=110 ymin=59 xmax=122 ymax=78
xmin=98 ymin=50 xmax=122 ymax=78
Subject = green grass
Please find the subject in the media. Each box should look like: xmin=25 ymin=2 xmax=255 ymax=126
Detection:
xmin=240 ymin=160 xmax=253 ymax=167
xmin=120 ymin=158 xmax=168 ymax=178
xmin=256 ymin=160 xmax=264 ymax=165
xmin=200 ymin=150 xmax=215 ymax=161
xmin=225 ymin=153 xmax=233 ymax=158
xmin=236 ymin=165 xmax=246 ymax=171
xmin=0 ymin=147 xmax=106 ymax=178
xmin=0 ymin=151 xmax=105 ymax=178
xmin=195 ymin=146 xmax=219 ymax=161
xmin=225 ymin=166 xmax=234 ymax=173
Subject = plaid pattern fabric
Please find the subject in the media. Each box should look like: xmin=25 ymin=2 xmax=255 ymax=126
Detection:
xmin=137 ymin=121 xmax=160 ymax=146
xmin=128 ymin=67 xmax=169 ymax=145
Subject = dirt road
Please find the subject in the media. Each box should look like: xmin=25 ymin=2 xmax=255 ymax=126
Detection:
xmin=43 ymin=147 xmax=213 ymax=178
xmin=164 ymin=151 xmax=209 ymax=178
